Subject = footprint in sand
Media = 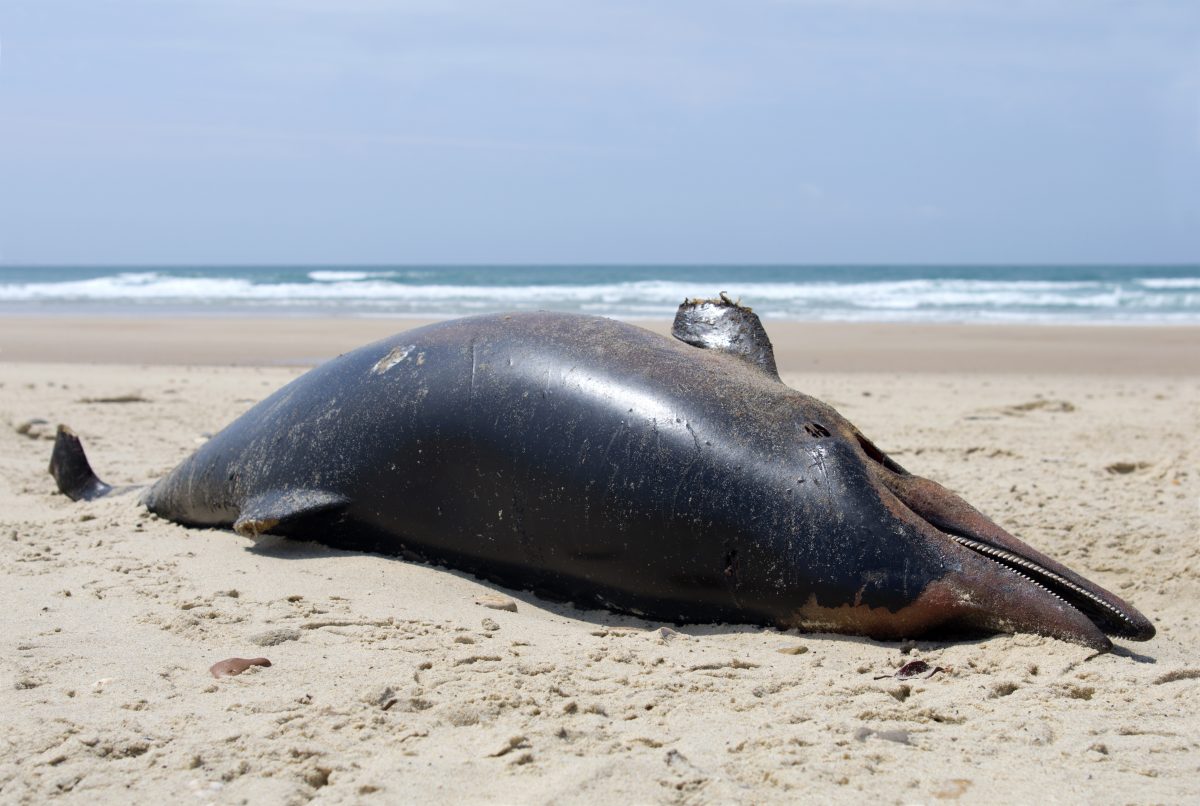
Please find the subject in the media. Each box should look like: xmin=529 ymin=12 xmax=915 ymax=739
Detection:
xmin=1105 ymin=461 xmax=1152 ymax=475
xmin=1001 ymin=399 xmax=1077 ymax=416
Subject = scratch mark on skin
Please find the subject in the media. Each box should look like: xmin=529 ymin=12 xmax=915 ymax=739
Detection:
xmin=372 ymin=345 xmax=414 ymax=375
xmin=684 ymin=421 xmax=702 ymax=455
xmin=808 ymin=448 xmax=828 ymax=478
xmin=669 ymin=422 xmax=703 ymax=520
xmin=808 ymin=445 xmax=836 ymax=510
xmin=469 ymin=340 xmax=478 ymax=397
xmin=599 ymin=423 xmax=624 ymax=470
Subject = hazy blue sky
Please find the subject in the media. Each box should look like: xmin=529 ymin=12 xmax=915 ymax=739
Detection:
xmin=2 ymin=1 xmax=1198 ymax=264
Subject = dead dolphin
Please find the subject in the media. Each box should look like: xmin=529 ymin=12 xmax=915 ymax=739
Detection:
xmin=50 ymin=296 xmax=1154 ymax=650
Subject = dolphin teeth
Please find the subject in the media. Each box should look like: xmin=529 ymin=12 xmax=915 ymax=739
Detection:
xmin=950 ymin=535 xmax=1140 ymax=637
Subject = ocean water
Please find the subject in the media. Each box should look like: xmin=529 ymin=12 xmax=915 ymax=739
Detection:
xmin=0 ymin=265 xmax=1197 ymax=324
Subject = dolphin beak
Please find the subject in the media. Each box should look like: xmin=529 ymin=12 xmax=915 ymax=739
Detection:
xmin=856 ymin=434 xmax=1155 ymax=650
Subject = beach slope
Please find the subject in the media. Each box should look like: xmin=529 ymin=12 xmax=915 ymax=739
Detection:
xmin=1 ymin=321 xmax=1197 ymax=803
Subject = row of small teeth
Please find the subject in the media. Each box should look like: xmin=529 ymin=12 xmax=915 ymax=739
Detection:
xmin=958 ymin=540 xmax=1071 ymax=607
xmin=950 ymin=535 xmax=1134 ymax=629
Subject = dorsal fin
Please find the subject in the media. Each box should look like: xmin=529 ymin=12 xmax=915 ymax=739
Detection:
xmin=672 ymin=293 xmax=780 ymax=380
xmin=233 ymin=489 xmax=350 ymax=538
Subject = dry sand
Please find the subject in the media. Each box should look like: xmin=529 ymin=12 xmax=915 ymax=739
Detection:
xmin=1 ymin=318 xmax=1198 ymax=804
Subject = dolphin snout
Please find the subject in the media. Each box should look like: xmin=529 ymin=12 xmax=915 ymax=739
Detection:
xmin=852 ymin=434 xmax=1155 ymax=649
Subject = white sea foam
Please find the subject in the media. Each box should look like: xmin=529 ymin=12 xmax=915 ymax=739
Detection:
xmin=308 ymin=270 xmax=400 ymax=282
xmin=1138 ymin=277 xmax=1200 ymax=289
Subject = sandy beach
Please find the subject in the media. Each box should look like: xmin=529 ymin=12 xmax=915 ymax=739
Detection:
xmin=2 ymin=317 xmax=1198 ymax=804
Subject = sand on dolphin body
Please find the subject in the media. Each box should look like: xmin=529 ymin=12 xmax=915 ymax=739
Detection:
xmin=1 ymin=320 xmax=1198 ymax=804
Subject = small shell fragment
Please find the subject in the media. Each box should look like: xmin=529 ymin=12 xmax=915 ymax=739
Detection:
xmin=209 ymin=657 xmax=272 ymax=678
xmin=474 ymin=595 xmax=518 ymax=613
xmin=874 ymin=659 xmax=943 ymax=680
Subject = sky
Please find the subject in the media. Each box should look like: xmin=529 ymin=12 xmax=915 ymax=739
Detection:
xmin=1 ymin=1 xmax=1198 ymax=265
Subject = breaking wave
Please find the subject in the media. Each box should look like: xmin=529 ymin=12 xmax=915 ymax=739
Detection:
xmin=1 ymin=266 xmax=1197 ymax=323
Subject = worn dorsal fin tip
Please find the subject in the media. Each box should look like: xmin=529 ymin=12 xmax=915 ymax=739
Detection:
xmin=672 ymin=293 xmax=779 ymax=380
xmin=683 ymin=292 xmax=751 ymax=312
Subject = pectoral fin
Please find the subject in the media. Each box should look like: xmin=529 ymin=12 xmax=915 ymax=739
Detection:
xmin=233 ymin=489 xmax=350 ymax=538
xmin=672 ymin=293 xmax=780 ymax=380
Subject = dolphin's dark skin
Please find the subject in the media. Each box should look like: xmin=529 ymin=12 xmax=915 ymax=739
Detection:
xmin=50 ymin=297 xmax=1154 ymax=650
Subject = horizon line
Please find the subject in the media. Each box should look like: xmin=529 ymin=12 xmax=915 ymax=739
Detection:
xmin=3 ymin=262 xmax=1199 ymax=270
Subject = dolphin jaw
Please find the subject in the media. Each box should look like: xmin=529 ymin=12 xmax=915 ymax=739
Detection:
xmin=944 ymin=532 xmax=1154 ymax=642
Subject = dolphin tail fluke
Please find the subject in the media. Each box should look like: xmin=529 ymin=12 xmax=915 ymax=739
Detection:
xmin=49 ymin=425 xmax=114 ymax=501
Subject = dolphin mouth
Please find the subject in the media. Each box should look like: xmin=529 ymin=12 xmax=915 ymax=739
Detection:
xmin=942 ymin=530 xmax=1151 ymax=640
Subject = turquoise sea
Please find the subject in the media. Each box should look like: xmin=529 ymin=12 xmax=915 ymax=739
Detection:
xmin=0 ymin=265 xmax=1197 ymax=324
